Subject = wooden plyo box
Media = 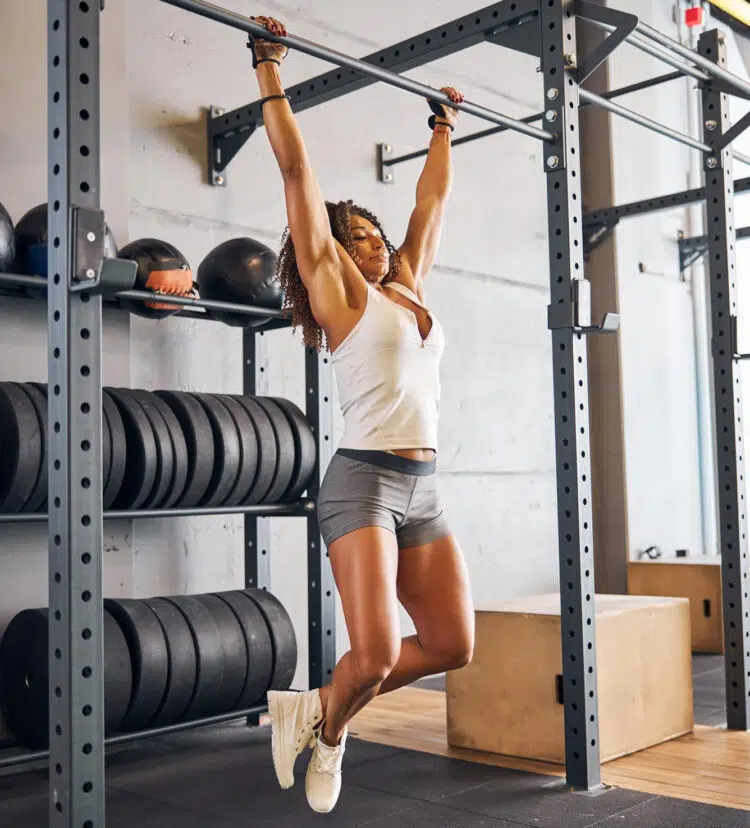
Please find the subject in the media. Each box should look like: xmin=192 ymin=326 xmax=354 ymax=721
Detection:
xmin=446 ymin=593 xmax=693 ymax=765
xmin=628 ymin=557 xmax=723 ymax=653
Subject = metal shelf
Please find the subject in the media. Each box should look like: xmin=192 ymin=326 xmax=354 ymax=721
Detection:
xmin=0 ymin=501 xmax=314 ymax=523
xmin=0 ymin=703 xmax=269 ymax=771
xmin=0 ymin=272 xmax=293 ymax=329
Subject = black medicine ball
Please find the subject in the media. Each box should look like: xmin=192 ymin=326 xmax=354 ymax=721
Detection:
xmin=197 ymin=237 xmax=282 ymax=327
xmin=117 ymin=238 xmax=194 ymax=320
xmin=0 ymin=201 xmax=14 ymax=273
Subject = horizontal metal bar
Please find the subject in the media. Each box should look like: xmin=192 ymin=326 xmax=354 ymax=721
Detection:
xmin=586 ymin=18 xmax=710 ymax=83
xmin=385 ymin=71 xmax=684 ymax=168
xmin=735 ymin=150 xmax=750 ymax=165
xmin=0 ymin=704 xmax=268 ymax=770
xmin=162 ymin=0 xmax=555 ymax=142
xmin=0 ymin=273 xmax=291 ymax=321
xmin=118 ymin=289 xmax=288 ymax=319
xmin=636 ymin=19 xmax=750 ymax=99
xmin=0 ymin=501 xmax=314 ymax=523
xmin=579 ymin=88 xmax=712 ymax=152
xmin=584 ymin=175 xmax=750 ymax=225
xmin=681 ymin=223 xmax=750 ymax=253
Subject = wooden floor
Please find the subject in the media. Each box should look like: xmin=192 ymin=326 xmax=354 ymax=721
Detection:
xmin=350 ymin=687 xmax=750 ymax=812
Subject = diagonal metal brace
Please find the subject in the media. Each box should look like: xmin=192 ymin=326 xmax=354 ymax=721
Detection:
xmin=710 ymin=108 xmax=750 ymax=153
xmin=583 ymin=217 xmax=620 ymax=255
xmin=574 ymin=0 xmax=638 ymax=84
xmin=547 ymin=279 xmax=620 ymax=335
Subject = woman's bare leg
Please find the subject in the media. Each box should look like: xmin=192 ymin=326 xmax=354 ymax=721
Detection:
xmin=319 ymin=531 xmax=474 ymax=745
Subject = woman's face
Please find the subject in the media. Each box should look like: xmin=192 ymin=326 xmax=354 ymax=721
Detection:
xmin=349 ymin=214 xmax=389 ymax=282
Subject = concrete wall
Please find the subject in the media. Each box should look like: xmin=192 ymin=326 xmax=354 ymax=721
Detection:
xmin=0 ymin=0 xmax=738 ymax=722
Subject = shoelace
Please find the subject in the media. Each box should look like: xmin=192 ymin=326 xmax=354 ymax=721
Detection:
xmin=310 ymin=740 xmax=343 ymax=775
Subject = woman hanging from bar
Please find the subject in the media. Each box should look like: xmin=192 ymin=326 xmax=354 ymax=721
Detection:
xmin=248 ymin=16 xmax=475 ymax=814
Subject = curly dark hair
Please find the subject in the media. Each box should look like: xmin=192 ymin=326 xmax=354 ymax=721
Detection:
xmin=275 ymin=200 xmax=402 ymax=351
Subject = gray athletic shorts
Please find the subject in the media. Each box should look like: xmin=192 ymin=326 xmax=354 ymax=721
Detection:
xmin=316 ymin=449 xmax=452 ymax=550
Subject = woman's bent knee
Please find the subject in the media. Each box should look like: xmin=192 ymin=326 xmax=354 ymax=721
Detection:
xmin=351 ymin=648 xmax=399 ymax=688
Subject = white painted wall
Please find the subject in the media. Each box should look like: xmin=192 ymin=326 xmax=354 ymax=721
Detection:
xmin=0 ymin=0 xmax=740 ymax=721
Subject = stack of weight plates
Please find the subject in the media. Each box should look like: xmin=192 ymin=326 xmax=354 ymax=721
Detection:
xmin=0 ymin=381 xmax=317 ymax=512
xmin=0 ymin=588 xmax=296 ymax=749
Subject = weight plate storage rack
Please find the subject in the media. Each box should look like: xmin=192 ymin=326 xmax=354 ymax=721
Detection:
xmin=2 ymin=1 xmax=750 ymax=824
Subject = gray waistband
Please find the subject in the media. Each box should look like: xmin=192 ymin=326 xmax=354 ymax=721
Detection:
xmin=336 ymin=449 xmax=436 ymax=476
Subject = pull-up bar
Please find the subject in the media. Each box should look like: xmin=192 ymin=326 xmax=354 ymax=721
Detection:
xmin=160 ymin=0 xmax=556 ymax=143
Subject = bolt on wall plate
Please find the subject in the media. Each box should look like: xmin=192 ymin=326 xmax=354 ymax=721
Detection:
xmin=209 ymin=105 xmax=228 ymax=187
xmin=377 ymin=143 xmax=395 ymax=184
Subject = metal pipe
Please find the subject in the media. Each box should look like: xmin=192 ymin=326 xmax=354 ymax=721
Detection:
xmin=636 ymin=20 xmax=750 ymax=99
xmin=0 ymin=501 xmax=313 ymax=523
xmin=579 ymin=88 xmax=712 ymax=153
xmin=734 ymin=151 xmax=750 ymax=166
xmin=0 ymin=274 xmax=290 ymax=320
xmin=160 ymin=0 xmax=556 ymax=143
xmin=0 ymin=704 xmax=268 ymax=770
xmin=586 ymin=18 xmax=710 ymax=83
xmin=385 ymin=71 xmax=685 ymax=168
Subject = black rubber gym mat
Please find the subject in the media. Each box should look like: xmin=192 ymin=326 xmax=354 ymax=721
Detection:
xmin=0 ymin=382 xmax=42 ymax=512
xmin=214 ymin=589 xmax=273 ymax=707
xmin=240 ymin=588 xmax=297 ymax=692
xmin=143 ymin=596 xmax=198 ymax=726
xmin=267 ymin=396 xmax=317 ymax=502
xmin=104 ymin=598 xmax=169 ymax=731
xmin=194 ymin=594 xmax=249 ymax=712
xmin=232 ymin=395 xmax=278 ymax=504
xmin=0 ymin=607 xmax=133 ymax=749
xmin=107 ymin=388 xmax=159 ymax=510
xmin=209 ymin=393 xmax=259 ymax=506
xmin=163 ymin=594 xmax=225 ymax=721
xmin=142 ymin=391 xmax=189 ymax=509
xmin=154 ymin=390 xmax=215 ymax=508
xmin=191 ymin=393 xmax=242 ymax=508
xmin=102 ymin=388 xmax=127 ymax=510
xmin=17 ymin=383 xmax=48 ymax=513
xmin=252 ymin=397 xmax=295 ymax=504
xmin=129 ymin=388 xmax=176 ymax=509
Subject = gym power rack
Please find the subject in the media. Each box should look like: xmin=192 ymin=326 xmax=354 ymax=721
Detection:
xmin=1 ymin=0 xmax=750 ymax=824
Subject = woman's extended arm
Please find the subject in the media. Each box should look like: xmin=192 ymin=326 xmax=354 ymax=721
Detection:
xmin=251 ymin=18 xmax=341 ymax=306
xmin=399 ymin=87 xmax=463 ymax=285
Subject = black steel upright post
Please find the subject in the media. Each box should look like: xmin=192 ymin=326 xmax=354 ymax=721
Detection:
xmin=540 ymin=0 xmax=601 ymax=789
xmin=699 ymin=29 xmax=750 ymax=731
xmin=243 ymin=329 xmax=271 ymax=591
xmin=48 ymin=0 xmax=106 ymax=825
xmin=305 ymin=348 xmax=336 ymax=689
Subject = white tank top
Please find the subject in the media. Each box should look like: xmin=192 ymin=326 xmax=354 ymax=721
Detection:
xmin=331 ymin=282 xmax=445 ymax=452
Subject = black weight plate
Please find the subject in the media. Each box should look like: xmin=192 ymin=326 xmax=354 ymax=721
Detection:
xmin=194 ymin=594 xmax=248 ymax=712
xmin=142 ymin=392 xmax=189 ymax=508
xmin=103 ymin=598 xmax=169 ymax=731
xmin=191 ymin=393 xmax=242 ymax=508
xmin=252 ymin=398 xmax=295 ymax=504
xmin=0 ymin=607 xmax=132 ymax=749
xmin=209 ymin=394 xmax=259 ymax=506
xmin=154 ymin=391 xmax=215 ymax=508
xmin=267 ymin=397 xmax=317 ymax=502
xmin=107 ymin=388 xmax=158 ymax=510
xmin=102 ymin=389 xmax=127 ymax=509
xmin=231 ymin=395 xmax=277 ymax=505
xmin=241 ymin=588 xmax=297 ymax=692
xmin=164 ymin=595 xmax=225 ymax=720
xmin=102 ymin=400 xmax=113 ymax=498
xmin=129 ymin=389 xmax=176 ymax=509
xmin=18 ymin=383 xmax=48 ymax=513
xmin=0 ymin=382 xmax=42 ymax=512
xmin=143 ymin=597 xmax=198 ymax=726
xmin=214 ymin=590 xmax=273 ymax=707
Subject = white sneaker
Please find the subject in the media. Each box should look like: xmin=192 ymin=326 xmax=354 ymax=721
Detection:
xmin=305 ymin=724 xmax=348 ymax=813
xmin=267 ymin=689 xmax=323 ymax=789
